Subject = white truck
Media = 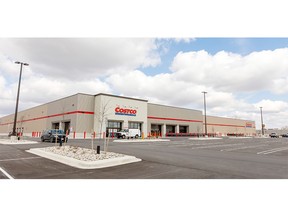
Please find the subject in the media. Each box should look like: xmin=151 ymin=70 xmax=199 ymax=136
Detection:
xmin=116 ymin=129 xmax=141 ymax=139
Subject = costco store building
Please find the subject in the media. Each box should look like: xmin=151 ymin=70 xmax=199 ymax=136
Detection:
xmin=0 ymin=93 xmax=256 ymax=138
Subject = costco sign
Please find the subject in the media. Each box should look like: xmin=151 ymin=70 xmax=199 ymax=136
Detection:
xmin=115 ymin=107 xmax=137 ymax=116
xmin=246 ymin=122 xmax=253 ymax=128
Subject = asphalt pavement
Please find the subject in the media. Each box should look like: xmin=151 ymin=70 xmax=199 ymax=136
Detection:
xmin=0 ymin=136 xmax=288 ymax=179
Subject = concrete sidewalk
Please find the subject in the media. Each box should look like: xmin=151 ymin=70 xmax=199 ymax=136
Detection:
xmin=0 ymin=139 xmax=38 ymax=145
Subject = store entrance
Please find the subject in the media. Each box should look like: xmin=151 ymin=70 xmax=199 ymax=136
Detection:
xmin=52 ymin=122 xmax=60 ymax=129
xmin=106 ymin=121 xmax=122 ymax=137
xmin=129 ymin=122 xmax=142 ymax=132
xmin=63 ymin=121 xmax=71 ymax=134
xmin=179 ymin=125 xmax=188 ymax=133
xmin=166 ymin=125 xmax=176 ymax=133
xmin=151 ymin=124 xmax=162 ymax=136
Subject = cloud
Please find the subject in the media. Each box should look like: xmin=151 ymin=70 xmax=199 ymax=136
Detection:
xmin=251 ymin=101 xmax=288 ymax=129
xmin=0 ymin=38 xmax=160 ymax=116
xmin=107 ymin=70 xmax=250 ymax=111
xmin=106 ymin=70 xmax=206 ymax=108
xmin=254 ymin=99 xmax=288 ymax=113
xmin=0 ymin=72 xmax=112 ymax=116
xmin=106 ymin=68 xmax=288 ymax=129
xmin=0 ymin=38 xmax=161 ymax=80
xmin=173 ymin=38 xmax=195 ymax=43
xmin=170 ymin=48 xmax=288 ymax=93
xmin=1 ymin=38 xmax=288 ymax=130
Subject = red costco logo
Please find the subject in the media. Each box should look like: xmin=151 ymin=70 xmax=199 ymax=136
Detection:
xmin=115 ymin=107 xmax=137 ymax=116
xmin=246 ymin=123 xmax=253 ymax=128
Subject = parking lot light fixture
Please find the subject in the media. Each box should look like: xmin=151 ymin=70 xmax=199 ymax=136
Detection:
xmin=260 ymin=107 xmax=264 ymax=136
xmin=202 ymin=91 xmax=208 ymax=137
xmin=11 ymin=61 xmax=29 ymax=137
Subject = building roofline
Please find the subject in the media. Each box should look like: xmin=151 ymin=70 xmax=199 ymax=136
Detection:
xmin=95 ymin=93 xmax=148 ymax=102
xmin=148 ymin=103 xmax=202 ymax=113
xmin=0 ymin=93 xmax=94 ymax=118
xmin=206 ymin=115 xmax=255 ymax=123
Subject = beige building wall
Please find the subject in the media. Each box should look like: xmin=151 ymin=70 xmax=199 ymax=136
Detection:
xmin=0 ymin=93 xmax=256 ymax=138
xmin=0 ymin=104 xmax=48 ymax=135
xmin=93 ymin=93 xmax=148 ymax=137
xmin=147 ymin=103 xmax=203 ymax=136
xmin=43 ymin=94 xmax=94 ymax=135
xmin=205 ymin=115 xmax=256 ymax=136
xmin=0 ymin=93 xmax=95 ymax=136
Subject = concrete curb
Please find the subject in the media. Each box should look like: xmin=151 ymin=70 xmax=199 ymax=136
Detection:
xmin=0 ymin=139 xmax=38 ymax=145
xmin=26 ymin=148 xmax=142 ymax=169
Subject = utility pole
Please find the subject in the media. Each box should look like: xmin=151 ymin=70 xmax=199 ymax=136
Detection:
xmin=12 ymin=61 xmax=29 ymax=137
xmin=202 ymin=91 xmax=208 ymax=137
xmin=260 ymin=107 xmax=264 ymax=136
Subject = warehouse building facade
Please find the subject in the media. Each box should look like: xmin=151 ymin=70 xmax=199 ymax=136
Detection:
xmin=0 ymin=93 xmax=256 ymax=138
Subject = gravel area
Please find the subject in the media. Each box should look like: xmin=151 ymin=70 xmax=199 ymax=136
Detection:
xmin=42 ymin=146 xmax=126 ymax=161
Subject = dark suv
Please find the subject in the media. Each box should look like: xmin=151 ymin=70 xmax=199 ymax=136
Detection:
xmin=269 ymin=133 xmax=279 ymax=138
xmin=41 ymin=129 xmax=68 ymax=143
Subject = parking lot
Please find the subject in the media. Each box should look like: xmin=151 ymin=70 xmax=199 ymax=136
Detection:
xmin=0 ymin=137 xmax=288 ymax=179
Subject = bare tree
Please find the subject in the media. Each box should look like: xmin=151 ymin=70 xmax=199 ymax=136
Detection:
xmin=97 ymin=100 xmax=111 ymax=138
xmin=95 ymin=99 xmax=111 ymax=153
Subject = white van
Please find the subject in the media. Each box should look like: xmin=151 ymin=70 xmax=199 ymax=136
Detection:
xmin=116 ymin=129 xmax=141 ymax=139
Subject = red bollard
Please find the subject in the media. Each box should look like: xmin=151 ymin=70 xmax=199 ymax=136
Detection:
xmin=84 ymin=131 xmax=86 ymax=139
xmin=73 ymin=131 xmax=76 ymax=139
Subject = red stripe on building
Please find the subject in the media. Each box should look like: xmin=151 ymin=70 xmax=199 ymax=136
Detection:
xmin=206 ymin=123 xmax=245 ymax=128
xmin=147 ymin=116 xmax=203 ymax=123
xmin=0 ymin=110 xmax=94 ymax=126
xmin=148 ymin=116 xmax=247 ymax=128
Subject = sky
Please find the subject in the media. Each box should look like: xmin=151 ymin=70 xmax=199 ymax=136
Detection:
xmin=1 ymin=38 xmax=288 ymax=130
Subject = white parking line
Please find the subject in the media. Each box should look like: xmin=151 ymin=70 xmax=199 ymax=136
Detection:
xmin=221 ymin=144 xmax=268 ymax=152
xmin=0 ymin=156 xmax=41 ymax=162
xmin=257 ymin=146 xmax=288 ymax=155
xmin=166 ymin=142 xmax=226 ymax=148
xmin=190 ymin=143 xmax=244 ymax=150
xmin=0 ymin=167 xmax=14 ymax=179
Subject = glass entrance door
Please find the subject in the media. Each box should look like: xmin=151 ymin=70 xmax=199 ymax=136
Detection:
xmin=106 ymin=121 xmax=122 ymax=137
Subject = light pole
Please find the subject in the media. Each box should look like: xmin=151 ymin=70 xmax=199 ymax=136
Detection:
xmin=202 ymin=91 xmax=208 ymax=137
xmin=11 ymin=61 xmax=29 ymax=137
xmin=260 ymin=107 xmax=264 ymax=136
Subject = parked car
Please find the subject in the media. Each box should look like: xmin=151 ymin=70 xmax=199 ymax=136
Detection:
xmin=269 ymin=133 xmax=279 ymax=138
xmin=41 ymin=129 xmax=68 ymax=143
xmin=281 ymin=133 xmax=288 ymax=138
